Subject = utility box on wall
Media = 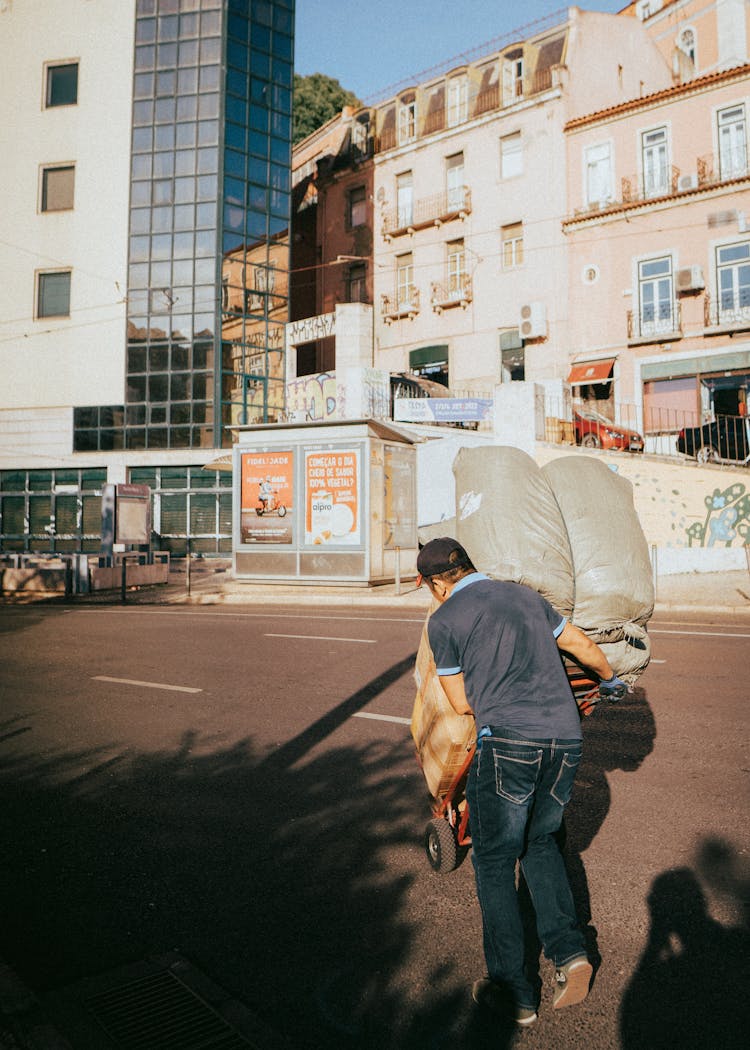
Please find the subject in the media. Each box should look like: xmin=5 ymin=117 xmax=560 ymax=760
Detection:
xmin=232 ymin=419 xmax=418 ymax=583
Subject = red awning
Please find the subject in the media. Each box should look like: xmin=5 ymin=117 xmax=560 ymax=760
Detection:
xmin=567 ymin=359 xmax=615 ymax=385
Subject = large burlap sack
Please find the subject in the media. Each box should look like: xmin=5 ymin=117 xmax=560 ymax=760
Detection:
xmin=542 ymin=456 xmax=654 ymax=684
xmin=412 ymin=616 xmax=475 ymax=799
xmin=453 ymin=445 xmax=575 ymax=616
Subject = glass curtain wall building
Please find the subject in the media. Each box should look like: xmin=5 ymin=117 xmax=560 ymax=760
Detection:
xmin=73 ymin=0 xmax=293 ymax=452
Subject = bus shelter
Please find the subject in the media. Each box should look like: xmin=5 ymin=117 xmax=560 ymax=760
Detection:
xmin=232 ymin=419 xmax=418 ymax=584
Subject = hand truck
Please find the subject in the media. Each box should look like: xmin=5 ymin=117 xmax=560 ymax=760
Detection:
xmin=422 ymin=665 xmax=599 ymax=873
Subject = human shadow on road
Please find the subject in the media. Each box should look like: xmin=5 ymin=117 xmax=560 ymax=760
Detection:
xmin=553 ymin=686 xmax=656 ymax=973
xmin=619 ymin=853 xmax=750 ymax=1049
xmin=0 ymin=655 xmax=517 ymax=1050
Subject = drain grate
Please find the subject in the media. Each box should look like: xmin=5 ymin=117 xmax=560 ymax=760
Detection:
xmin=85 ymin=969 xmax=252 ymax=1049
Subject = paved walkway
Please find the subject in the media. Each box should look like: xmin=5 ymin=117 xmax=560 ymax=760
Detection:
xmin=160 ymin=559 xmax=750 ymax=616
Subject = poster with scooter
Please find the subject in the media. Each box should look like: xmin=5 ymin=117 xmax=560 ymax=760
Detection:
xmin=304 ymin=448 xmax=360 ymax=546
xmin=240 ymin=450 xmax=294 ymax=544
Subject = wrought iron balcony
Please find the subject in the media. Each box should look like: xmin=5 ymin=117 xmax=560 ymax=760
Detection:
xmin=381 ymin=286 xmax=420 ymax=323
xmin=627 ymin=300 xmax=682 ymax=342
xmin=704 ymin=292 xmax=750 ymax=330
xmin=430 ymin=275 xmax=473 ymax=313
xmin=698 ymin=146 xmax=750 ymax=187
xmin=381 ymin=187 xmax=471 ymax=240
xmin=621 ymin=165 xmax=679 ymax=204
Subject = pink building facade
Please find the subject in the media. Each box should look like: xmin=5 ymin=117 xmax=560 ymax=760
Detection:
xmin=563 ymin=0 xmax=749 ymax=449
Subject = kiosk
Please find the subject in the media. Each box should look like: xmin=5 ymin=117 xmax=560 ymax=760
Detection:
xmin=233 ymin=419 xmax=418 ymax=584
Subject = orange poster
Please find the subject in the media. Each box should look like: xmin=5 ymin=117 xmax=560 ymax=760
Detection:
xmin=240 ymin=450 xmax=294 ymax=544
xmin=304 ymin=448 xmax=360 ymax=546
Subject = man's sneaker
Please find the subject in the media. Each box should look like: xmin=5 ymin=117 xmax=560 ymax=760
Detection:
xmin=471 ymin=978 xmax=538 ymax=1027
xmin=552 ymin=956 xmax=593 ymax=1009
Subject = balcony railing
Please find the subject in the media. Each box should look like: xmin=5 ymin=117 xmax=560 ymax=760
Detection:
xmin=627 ymin=300 xmax=682 ymax=341
xmin=704 ymin=293 xmax=750 ymax=330
xmin=621 ymin=165 xmax=680 ymax=204
xmin=381 ymin=286 xmax=420 ymax=323
xmin=698 ymin=146 xmax=750 ymax=187
xmin=430 ymin=274 xmax=473 ymax=312
xmin=381 ymin=187 xmax=471 ymax=239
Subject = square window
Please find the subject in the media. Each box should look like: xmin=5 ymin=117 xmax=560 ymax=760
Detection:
xmin=37 ymin=271 xmax=71 ymax=318
xmin=41 ymin=165 xmax=75 ymax=211
xmin=46 ymin=62 xmax=78 ymax=107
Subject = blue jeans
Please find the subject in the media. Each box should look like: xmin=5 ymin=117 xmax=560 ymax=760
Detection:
xmin=466 ymin=729 xmax=585 ymax=1010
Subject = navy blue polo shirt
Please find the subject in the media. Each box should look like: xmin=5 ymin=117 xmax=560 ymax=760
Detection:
xmin=427 ymin=573 xmax=581 ymax=739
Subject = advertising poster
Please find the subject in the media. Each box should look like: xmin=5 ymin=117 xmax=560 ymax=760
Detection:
xmin=304 ymin=448 xmax=360 ymax=546
xmin=240 ymin=450 xmax=294 ymax=544
xmin=384 ymin=445 xmax=416 ymax=548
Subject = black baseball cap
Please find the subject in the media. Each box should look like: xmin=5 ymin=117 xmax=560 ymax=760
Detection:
xmin=416 ymin=537 xmax=473 ymax=585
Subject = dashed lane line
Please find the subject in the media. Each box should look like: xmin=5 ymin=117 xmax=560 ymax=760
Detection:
xmin=92 ymin=675 xmax=202 ymax=694
xmin=353 ymin=712 xmax=412 ymax=726
xmin=264 ymin=632 xmax=376 ymax=643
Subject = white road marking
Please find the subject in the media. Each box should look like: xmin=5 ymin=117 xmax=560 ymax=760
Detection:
xmin=649 ymin=659 xmax=667 ymax=664
xmin=264 ymin=633 xmax=376 ymax=643
xmin=62 ymin=609 xmax=426 ymax=624
xmin=92 ymin=675 xmax=202 ymax=694
xmin=353 ymin=712 xmax=412 ymax=726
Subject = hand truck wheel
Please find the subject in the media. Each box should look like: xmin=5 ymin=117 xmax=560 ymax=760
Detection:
xmin=424 ymin=817 xmax=458 ymax=873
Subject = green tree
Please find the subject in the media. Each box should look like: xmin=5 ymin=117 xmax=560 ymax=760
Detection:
xmin=293 ymin=73 xmax=361 ymax=145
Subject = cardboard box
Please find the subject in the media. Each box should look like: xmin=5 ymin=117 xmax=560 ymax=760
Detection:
xmin=411 ymin=620 xmax=476 ymax=798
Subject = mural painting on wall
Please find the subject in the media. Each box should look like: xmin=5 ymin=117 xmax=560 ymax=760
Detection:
xmin=286 ymin=372 xmax=337 ymax=421
xmin=686 ymin=483 xmax=750 ymax=548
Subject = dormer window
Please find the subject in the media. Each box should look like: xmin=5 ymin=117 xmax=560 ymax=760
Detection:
xmin=447 ymin=75 xmax=468 ymax=127
xmin=503 ymin=51 xmax=524 ymax=104
xmin=398 ymin=94 xmax=417 ymax=145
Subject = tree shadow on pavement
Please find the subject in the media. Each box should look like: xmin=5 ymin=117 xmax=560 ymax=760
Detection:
xmin=619 ymin=845 xmax=750 ymax=1049
xmin=0 ymin=655 xmax=515 ymax=1050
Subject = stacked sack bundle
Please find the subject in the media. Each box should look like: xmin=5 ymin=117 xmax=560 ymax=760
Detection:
xmin=541 ymin=455 xmax=653 ymax=681
xmin=411 ymin=446 xmax=653 ymax=798
xmin=453 ymin=445 xmax=653 ymax=683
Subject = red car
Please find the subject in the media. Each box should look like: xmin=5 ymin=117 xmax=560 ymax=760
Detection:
xmin=574 ymin=410 xmax=644 ymax=452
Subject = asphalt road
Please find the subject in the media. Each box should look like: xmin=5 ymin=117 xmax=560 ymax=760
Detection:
xmin=1 ymin=603 xmax=748 ymax=1050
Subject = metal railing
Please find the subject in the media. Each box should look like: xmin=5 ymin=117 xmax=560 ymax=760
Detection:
xmin=698 ymin=146 xmax=750 ymax=187
xmin=627 ymin=300 xmax=682 ymax=340
xmin=704 ymin=293 xmax=750 ymax=329
xmin=621 ymin=165 xmax=680 ymax=204
xmin=381 ymin=286 xmax=420 ymax=322
xmin=381 ymin=187 xmax=471 ymax=238
xmin=430 ymin=274 xmax=473 ymax=311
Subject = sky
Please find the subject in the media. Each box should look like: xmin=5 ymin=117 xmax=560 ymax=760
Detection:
xmin=294 ymin=0 xmax=628 ymax=103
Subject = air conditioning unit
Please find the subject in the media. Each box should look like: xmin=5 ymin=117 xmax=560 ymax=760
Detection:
xmin=519 ymin=301 xmax=547 ymax=339
xmin=676 ymin=265 xmax=705 ymax=293
xmin=677 ymin=172 xmax=699 ymax=192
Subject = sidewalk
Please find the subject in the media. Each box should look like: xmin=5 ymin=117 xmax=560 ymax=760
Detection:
xmin=155 ymin=559 xmax=750 ymax=616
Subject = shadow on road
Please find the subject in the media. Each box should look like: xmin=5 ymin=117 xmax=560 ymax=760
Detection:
xmin=558 ymin=686 xmax=656 ymax=973
xmin=619 ymin=843 xmax=750 ymax=1049
xmin=0 ymin=655 xmax=518 ymax=1050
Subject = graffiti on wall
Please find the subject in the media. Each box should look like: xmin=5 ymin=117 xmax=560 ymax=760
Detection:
xmin=686 ymin=483 xmax=750 ymax=547
xmin=286 ymin=372 xmax=337 ymax=421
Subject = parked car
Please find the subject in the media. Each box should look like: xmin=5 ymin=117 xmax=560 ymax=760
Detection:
xmin=573 ymin=410 xmax=644 ymax=452
xmin=677 ymin=415 xmax=750 ymax=464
